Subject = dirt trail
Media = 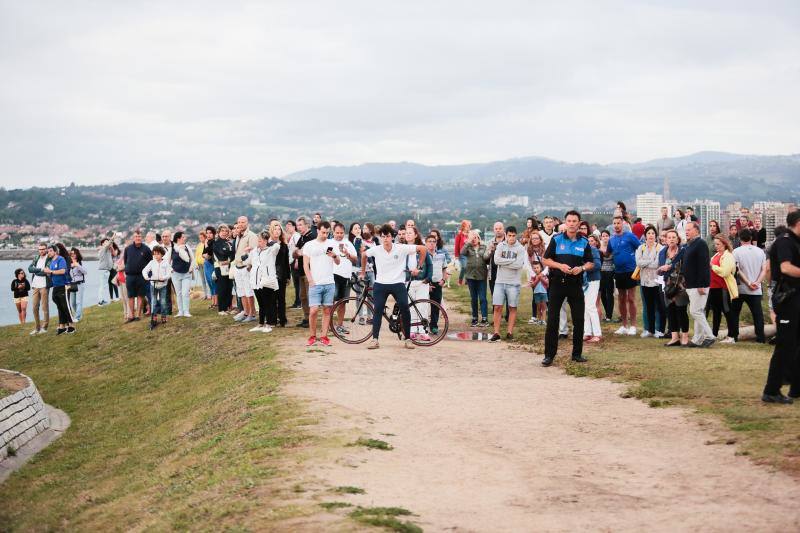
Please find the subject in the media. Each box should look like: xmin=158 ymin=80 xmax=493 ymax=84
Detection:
xmin=282 ymin=322 xmax=800 ymax=532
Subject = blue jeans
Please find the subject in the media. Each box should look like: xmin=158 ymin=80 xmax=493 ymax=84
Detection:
xmin=68 ymin=282 xmax=85 ymax=321
xmin=171 ymin=272 xmax=192 ymax=315
xmin=466 ymin=278 xmax=488 ymax=320
xmin=372 ymin=282 xmax=410 ymax=340
xmin=152 ymin=285 xmax=169 ymax=317
xmin=204 ymin=261 xmax=217 ymax=296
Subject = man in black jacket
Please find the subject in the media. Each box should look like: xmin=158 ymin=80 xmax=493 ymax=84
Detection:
xmin=682 ymin=222 xmax=714 ymax=348
xmin=762 ymin=210 xmax=800 ymax=404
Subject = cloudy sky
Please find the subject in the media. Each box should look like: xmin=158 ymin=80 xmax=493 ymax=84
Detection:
xmin=1 ymin=0 xmax=798 ymax=187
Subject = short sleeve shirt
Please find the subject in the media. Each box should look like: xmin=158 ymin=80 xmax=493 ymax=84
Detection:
xmin=366 ymin=244 xmax=418 ymax=285
xmin=331 ymin=238 xmax=357 ymax=278
xmin=544 ymin=233 xmax=593 ymax=285
xmin=733 ymin=244 xmax=766 ymax=295
xmin=302 ymin=239 xmax=336 ymax=286
xmin=771 ymin=233 xmax=800 ymax=289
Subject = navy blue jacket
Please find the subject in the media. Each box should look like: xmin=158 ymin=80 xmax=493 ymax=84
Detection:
xmin=681 ymin=237 xmax=710 ymax=289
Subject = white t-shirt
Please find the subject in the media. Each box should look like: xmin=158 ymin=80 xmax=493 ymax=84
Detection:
xmin=733 ymin=244 xmax=766 ymax=296
xmin=302 ymin=239 xmax=336 ymax=285
xmin=366 ymin=243 xmax=418 ymax=285
xmin=31 ymin=255 xmax=47 ymax=289
xmin=331 ymin=238 xmax=357 ymax=278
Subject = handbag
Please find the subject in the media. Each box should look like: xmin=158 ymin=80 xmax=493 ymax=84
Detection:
xmin=631 ymin=266 xmax=641 ymax=281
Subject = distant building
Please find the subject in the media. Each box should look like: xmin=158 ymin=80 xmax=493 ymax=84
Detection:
xmin=689 ymin=200 xmax=720 ymax=239
xmin=756 ymin=202 xmax=792 ymax=244
xmin=635 ymin=192 xmax=664 ymax=225
xmin=492 ymin=195 xmax=529 ymax=208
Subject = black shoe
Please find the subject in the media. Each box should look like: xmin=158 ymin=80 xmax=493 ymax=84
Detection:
xmin=701 ymin=338 xmax=716 ymax=348
xmin=66 ymin=326 xmax=76 ymax=334
xmin=571 ymin=356 xmax=588 ymax=363
xmin=149 ymin=321 xmax=157 ymax=331
xmin=296 ymin=320 xmax=309 ymax=328
xmin=683 ymin=341 xmax=702 ymax=348
xmin=541 ymin=356 xmax=554 ymax=367
xmin=489 ymin=333 xmax=501 ymax=342
xmin=664 ymin=341 xmax=682 ymax=347
xmin=505 ymin=333 xmax=513 ymax=341
xmin=133 ymin=316 xmax=141 ymax=322
xmin=56 ymin=328 xmax=66 ymax=335
xmin=470 ymin=319 xmax=479 ymax=327
xmin=558 ymin=333 xmax=568 ymax=339
xmin=480 ymin=319 xmax=489 ymax=327
xmin=762 ymin=394 xmax=794 ymax=404
xmin=768 ymin=336 xmax=777 ymax=345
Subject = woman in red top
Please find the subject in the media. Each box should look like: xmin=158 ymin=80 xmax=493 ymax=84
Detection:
xmin=708 ymin=235 xmax=735 ymax=340
xmin=454 ymin=219 xmax=471 ymax=286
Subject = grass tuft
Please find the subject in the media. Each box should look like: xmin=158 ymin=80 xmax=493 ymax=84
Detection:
xmin=349 ymin=437 xmax=394 ymax=450
xmin=349 ymin=507 xmax=421 ymax=533
xmin=333 ymin=485 xmax=366 ymax=494
xmin=320 ymin=501 xmax=353 ymax=510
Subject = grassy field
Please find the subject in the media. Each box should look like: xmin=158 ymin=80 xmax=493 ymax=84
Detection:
xmin=0 ymin=296 xmax=330 ymax=531
xmin=448 ymin=282 xmax=800 ymax=475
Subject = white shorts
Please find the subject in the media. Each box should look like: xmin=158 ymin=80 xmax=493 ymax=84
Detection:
xmin=234 ymin=267 xmax=254 ymax=297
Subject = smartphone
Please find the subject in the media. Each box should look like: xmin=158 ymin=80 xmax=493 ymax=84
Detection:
xmin=326 ymin=247 xmax=333 ymax=254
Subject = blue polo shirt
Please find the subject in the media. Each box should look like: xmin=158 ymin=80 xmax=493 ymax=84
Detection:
xmin=608 ymin=231 xmax=641 ymax=273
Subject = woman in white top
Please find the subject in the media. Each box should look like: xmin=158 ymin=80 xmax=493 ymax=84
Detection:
xmin=170 ymin=231 xmax=195 ymax=318
xmin=674 ymin=209 xmax=688 ymax=242
xmin=635 ymin=225 xmax=666 ymax=338
xmin=250 ymin=230 xmax=280 ymax=333
xmin=286 ymin=220 xmax=303 ymax=308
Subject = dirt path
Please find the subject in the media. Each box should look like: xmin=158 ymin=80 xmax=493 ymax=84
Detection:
xmin=282 ymin=320 xmax=800 ymax=532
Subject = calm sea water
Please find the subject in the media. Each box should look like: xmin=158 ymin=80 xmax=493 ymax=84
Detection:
xmin=0 ymin=260 xmax=205 ymax=327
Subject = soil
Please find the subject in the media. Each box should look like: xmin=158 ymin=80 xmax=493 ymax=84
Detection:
xmin=281 ymin=318 xmax=800 ymax=532
xmin=0 ymin=371 xmax=28 ymax=398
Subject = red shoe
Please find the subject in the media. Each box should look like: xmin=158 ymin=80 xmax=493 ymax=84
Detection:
xmin=306 ymin=336 xmax=317 ymax=346
xmin=319 ymin=336 xmax=331 ymax=347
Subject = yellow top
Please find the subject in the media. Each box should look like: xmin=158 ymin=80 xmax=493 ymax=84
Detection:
xmin=195 ymin=242 xmax=205 ymax=266
xmin=711 ymin=250 xmax=739 ymax=299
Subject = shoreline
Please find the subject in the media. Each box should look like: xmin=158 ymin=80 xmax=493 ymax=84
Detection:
xmin=0 ymin=249 xmax=99 ymax=261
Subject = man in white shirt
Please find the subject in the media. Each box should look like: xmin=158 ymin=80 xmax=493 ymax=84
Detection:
xmin=729 ymin=228 xmax=768 ymax=343
xmin=331 ymin=223 xmax=358 ymax=334
xmin=303 ymin=221 xmax=340 ymax=347
xmin=233 ymin=216 xmax=259 ymax=323
xmin=540 ymin=216 xmax=555 ymax=248
xmin=360 ymin=223 xmax=427 ymax=350
xmin=27 ymin=243 xmax=51 ymax=334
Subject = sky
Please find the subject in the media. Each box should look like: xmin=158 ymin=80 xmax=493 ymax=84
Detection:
xmin=1 ymin=0 xmax=799 ymax=187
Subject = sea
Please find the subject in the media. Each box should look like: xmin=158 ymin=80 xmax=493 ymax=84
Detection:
xmin=0 ymin=260 xmax=205 ymax=327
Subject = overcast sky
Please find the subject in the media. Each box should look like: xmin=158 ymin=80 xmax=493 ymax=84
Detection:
xmin=1 ymin=0 xmax=798 ymax=187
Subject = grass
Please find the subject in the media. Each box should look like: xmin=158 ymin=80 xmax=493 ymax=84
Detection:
xmin=349 ymin=437 xmax=394 ymax=451
xmin=448 ymin=281 xmax=800 ymax=475
xmin=334 ymin=485 xmax=366 ymax=494
xmin=349 ymin=507 xmax=422 ymax=533
xmin=0 ymin=296 xmax=321 ymax=530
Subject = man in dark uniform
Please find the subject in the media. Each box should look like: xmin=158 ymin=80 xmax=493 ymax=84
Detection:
xmin=541 ymin=210 xmax=595 ymax=367
xmin=762 ymin=210 xmax=800 ymax=404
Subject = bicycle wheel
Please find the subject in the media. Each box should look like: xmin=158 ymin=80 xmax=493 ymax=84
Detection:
xmin=407 ymin=298 xmax=449 ymax=346
xmin=329 ymin=297 xmax=375 ymax=344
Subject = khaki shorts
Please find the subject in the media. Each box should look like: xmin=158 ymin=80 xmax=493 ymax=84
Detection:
xmin=14 ymin=296 xmax=28 ymax=304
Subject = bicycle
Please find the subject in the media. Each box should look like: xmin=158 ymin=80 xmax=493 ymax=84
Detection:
xmin=329 ymin=274 xmax=449 ymax=346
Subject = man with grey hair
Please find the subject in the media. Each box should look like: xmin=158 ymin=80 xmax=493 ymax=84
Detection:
xmin=681 ymin=221 xmax=715 ymax=347
xmin=292 ymin=216 xmax=316 ymax=327
xmin=144 ymin=231 xmax=157 ymax=250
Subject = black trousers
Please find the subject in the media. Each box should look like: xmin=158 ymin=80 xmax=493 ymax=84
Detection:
xmin=763 ymin=295 xmax=800 ymax=396
xmin=108 ymin=269 xmax=119 ymax=299
xmin=254 ymin=288 xmax=278 ymax=325
xmin=667 ymin=302 xmax=689 ymax=333
xmin=641 ymin=285 xmax=667 ymax=334
xmin=729 ymin=294 xmax=765 ymax=342
xmin=429 ymin=283 xmax=443 ymax=329
xmin=52 ymin=285 xmax=72 ymax=325
xmin=372 ymin=282 xmax=410 ymax=340
xmin=276 ymin=280 xmax=287 ymax=326
xmin=544 ymin=280 xmax=584 ymax=358
xmin=600 ymin=271 xmax=615 ymax=318
xmin=215 ymin=268 xmax=233 ymax=312
xmin=708 ymin=288 xmax=732 ymax=337
xmin=291 ymin=268 xmax=302 ymax=306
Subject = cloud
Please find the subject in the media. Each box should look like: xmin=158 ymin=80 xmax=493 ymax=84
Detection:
xmin=0 ymin=0 xmax=798 ymax=186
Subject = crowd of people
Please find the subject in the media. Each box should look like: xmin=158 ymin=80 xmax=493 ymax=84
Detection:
xmin=11 ymin=204 xmax=800 ymax=405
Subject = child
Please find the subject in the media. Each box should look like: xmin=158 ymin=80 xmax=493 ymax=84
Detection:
xmin=143 ymin=246 xmax=172 ymax=330
xmin=528 ymin=261 xmax=549 ymax=325
xmin=12 ymin=268 xmax=30 ymax=325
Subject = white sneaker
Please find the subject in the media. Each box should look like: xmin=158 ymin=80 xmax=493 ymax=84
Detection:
xmin=233 ymin=311 xmax=246 ymax=321
xmin=183 ymin=313 xmax=192 ymax=318
xmin=720 ymin=337 xmax=736 ymax=344
xmin=218 ymin=311 xmax=228 ymax=316
xmin=626 ymin=326 xmax=637 ymax=336
xmin=528 ymin=317 xmax=537 ymax=324
xmin=30 ymin=329 xmax=39 ymax=336
xmin=654 ymin=331 xmax=664 ymax=338
xmin=614 ymin=326 xmax=627 ymax=335
xmin=37 ymin=328 xmax=48 ymax=335
xmin=249 ymin=325 xmax=265 ymax=332
xmin=640 ymin=331 xmax=651 ymax=338
xmin=261 ymin=326 xmax=273 ymax=333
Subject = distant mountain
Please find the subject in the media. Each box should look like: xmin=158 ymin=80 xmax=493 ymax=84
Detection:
xmin=283 ymin=152 xmax=800 ymax=186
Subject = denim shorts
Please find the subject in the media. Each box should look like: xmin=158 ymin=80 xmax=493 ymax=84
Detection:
xmin=308 ymin=283 xmax=335 ymax=307
xmin=533 ymin=293 xmax=549 ymax=304
xmin=492 ymin=282 xmax=521 ymax=308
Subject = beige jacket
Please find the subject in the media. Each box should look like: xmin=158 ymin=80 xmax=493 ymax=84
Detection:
xmin=235 ymin=228 xmax=259 ymax=267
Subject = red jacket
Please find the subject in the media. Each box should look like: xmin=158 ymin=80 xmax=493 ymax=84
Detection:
xmin=632 ymin=222 xmax=645 ymax=239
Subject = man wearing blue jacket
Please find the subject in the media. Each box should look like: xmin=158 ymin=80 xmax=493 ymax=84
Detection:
xmin=608 ymin=216 xmax=641 ymax=336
